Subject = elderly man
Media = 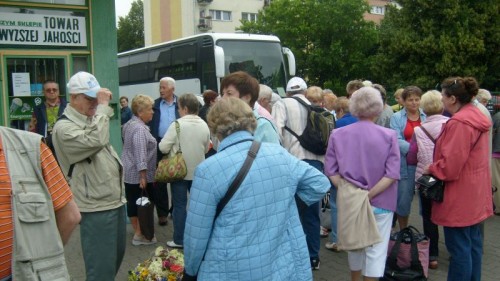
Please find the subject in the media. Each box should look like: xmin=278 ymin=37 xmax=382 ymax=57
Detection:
xmin=0 ymin=126 xmax=80 ymax=281
xmin=272 ymin=77 xmax=329 ymax=270
xmin=52 ymin=72 xmax=126 ymax=281
xmin=29 ymin=80 xmax=67 ymax=137
xmin=221 ymin=71 xmax=280 ymax=144
xmin=148 ymin=77 xmax=180 ymax=226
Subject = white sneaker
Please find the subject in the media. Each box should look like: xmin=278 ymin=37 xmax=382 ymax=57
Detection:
xmin=132 ymin=235 xmax=157 ymax=246
xmin=166 ymin=240 xmax=184 ymax=248
xmin=325 ymin=242 xmax=339 ymax=252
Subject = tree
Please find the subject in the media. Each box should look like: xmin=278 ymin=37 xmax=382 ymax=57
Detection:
xmin=374 ymin=0 xmax=500 ymax=91
xmin=239 ymin=0 xmax=378 ymax=95
xmin=117 ymin=0 xmax=144 ymax=53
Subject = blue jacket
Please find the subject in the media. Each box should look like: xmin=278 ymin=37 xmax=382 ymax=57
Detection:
xmin=183 ymin=131 xmax=330 ymax=281
xmin=147 ymin=97 xmax=180 ymax=142
xmin=390 ymin=108 xmax=426 ymax=178
xmin=336 ymin=112 xmax=358 ymax=128
xmin=32 ymin=99 xmax=67 ymax=137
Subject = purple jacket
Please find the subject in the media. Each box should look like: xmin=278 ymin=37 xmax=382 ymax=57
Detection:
xmin=324 ymin=120 xmax=400 ymax=211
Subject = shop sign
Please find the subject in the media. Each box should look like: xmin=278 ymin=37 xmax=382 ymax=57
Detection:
xmin=0 ymin=12 xmax=87 ymax=47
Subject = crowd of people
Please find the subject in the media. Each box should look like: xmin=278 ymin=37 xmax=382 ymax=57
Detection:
xmin=0 ymin=70 xmax=495 ymax=281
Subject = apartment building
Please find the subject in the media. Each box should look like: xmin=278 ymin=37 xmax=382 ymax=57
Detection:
xmin=144 ymin=0 xmax=270 ymax=46
xmin=143 ymin=0 xmax=392 ymax=46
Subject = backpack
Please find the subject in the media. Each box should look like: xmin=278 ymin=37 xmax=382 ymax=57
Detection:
xmin=44 ymin=114 xmax=68 ymax=162
xmin=284 ymin=97 xmax=335 ymax=155
xmin=44 ymin=114 xmax=90 ymax=179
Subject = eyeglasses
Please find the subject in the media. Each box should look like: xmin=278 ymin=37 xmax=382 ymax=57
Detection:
xmin=45 ymin=88 xmax=59 ymax=92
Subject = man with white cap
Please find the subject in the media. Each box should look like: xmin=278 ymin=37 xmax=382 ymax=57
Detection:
xmin=51 ymin=71 xmax=126 ymax=281
xmin=272 ymin=77 xmax=327 ymax=270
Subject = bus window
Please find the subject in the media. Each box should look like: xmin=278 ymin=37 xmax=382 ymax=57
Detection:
xmin=129 ymin=52 xmax=149 ymax=83
xmin=118 ymin=56 xmax=129 ymax=84
xmin=217 ymin=40 xmax=286 ymax=91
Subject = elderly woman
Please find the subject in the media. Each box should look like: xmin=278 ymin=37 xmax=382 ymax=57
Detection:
xmin=121 ymin=94 xmax=157 ymax=245
xmin=159 ymin=93 xmax=210 ymax=249
xmin=325 ymin=87 xmax=400 ymax=281
xmin=390 ymin=86 xmax=426 ymax=230
xmin=426 ymin=77 xmax=493 ymax=281
xmin=406 ymin=90 xmax=449 ymax=269
xmin=182 ymin=97 xmax=329 ymax=281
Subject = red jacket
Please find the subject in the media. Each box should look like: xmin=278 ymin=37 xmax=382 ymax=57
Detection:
xmin=429 ymin=103 xmax=493 ymax=227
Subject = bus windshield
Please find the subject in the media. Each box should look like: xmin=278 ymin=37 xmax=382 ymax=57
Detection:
xmin=217 ymin=40 xmax=286 ymax=91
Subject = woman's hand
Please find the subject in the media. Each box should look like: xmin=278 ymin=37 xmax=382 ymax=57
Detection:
xmin=139 ymin=170 xmax=147 ymax=189
xmin=140 ymin=177 xmax=147 ymax=189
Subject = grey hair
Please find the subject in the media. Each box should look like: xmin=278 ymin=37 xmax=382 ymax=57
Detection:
xmin=160 ymin=76 xmax=176 ymax=88
xmin=207 ymin=97 xmax=257 ymax=141
xmin=477 ymin=89 xmax=492 ymax=102
xmin=259 ymin=84 xmax=273 ymax=100
xmin=349 ymin=87 xmax=383 ymax=119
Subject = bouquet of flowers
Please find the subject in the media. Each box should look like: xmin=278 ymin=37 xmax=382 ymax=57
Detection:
xmin=128 ymin=246 xmax=184 ymax=281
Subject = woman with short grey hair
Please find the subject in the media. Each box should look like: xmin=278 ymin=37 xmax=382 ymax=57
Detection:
xmin=159 ymin=93 xmax=210 ymax=249
xmin=325 ymin=87 xmax=400 ymax=281
xmin=183 ymin=97 xmax=329 ymax=281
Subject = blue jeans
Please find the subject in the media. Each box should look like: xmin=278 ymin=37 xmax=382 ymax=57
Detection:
xmin=329 ymin=185 xmax=338 ymax=243
xmin=298 ymin=159 xmax=324 ymax=259
xmin=171 ymin=179 xmax=192 ymax=245
xmin=444 ymin=223 xmax=483 ymax=281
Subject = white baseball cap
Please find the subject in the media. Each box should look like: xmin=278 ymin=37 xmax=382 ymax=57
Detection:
xmin=286 ymin=77 xmax=307 ymax=92
xmin=67 ymin=71 xmax=101 ymax=98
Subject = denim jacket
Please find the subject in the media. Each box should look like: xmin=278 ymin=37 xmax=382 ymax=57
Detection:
xmin=390 ymin=108 xmax=426 ymax=178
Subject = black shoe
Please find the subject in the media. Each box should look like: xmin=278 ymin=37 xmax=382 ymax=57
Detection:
xmin=311 ymin=258 xmax=320 ymax=270
xmin=158 ymin=216 xmax=168 ymax=226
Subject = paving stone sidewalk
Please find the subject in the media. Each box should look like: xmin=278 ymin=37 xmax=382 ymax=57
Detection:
xmin=65 ymin=196 xmax=500 ymax=280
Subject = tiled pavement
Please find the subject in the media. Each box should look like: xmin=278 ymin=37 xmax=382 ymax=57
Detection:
xmin=65 ymin=196 xmax=500 ymax=280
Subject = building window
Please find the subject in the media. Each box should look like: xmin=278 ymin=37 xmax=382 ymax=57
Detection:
xmin=241 ymin=12 xmax=257 ymax=22
xmin=370 ymin=6 xmax=385 ymax=15
xmin=210 ymin=10 xmax=232 ymax=21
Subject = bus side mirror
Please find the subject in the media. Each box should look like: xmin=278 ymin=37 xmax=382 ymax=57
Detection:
xmin=215 ymin=46 xmax=225 ymax=78
xmin=282 ymin=47 xmax=296 ymax=77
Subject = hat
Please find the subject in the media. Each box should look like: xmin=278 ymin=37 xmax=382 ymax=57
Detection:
xmin=67 ymin=71 xmax=101 ymax=98
xmin=286 ymin=77 xmax=307 ymax=92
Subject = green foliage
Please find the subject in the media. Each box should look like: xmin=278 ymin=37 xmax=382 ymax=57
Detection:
xmin=117 ymin=0 xmax=144 ymax=53
xmin=239 ymin=0 xmax=378 ymax=95
xmin=374 ymin=0 xmax=499 ymax=91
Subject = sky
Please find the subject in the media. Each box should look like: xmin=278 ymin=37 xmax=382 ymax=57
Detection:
xmin=115 ymin=0 xmax=134 ymax=24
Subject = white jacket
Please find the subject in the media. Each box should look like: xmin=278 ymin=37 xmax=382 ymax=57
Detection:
xmin=159 ymin=115 xmax=210 ymax=180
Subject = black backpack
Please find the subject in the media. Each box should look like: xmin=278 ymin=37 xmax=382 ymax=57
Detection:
xmin=44 ymin=114 xmax=68 ymax=162
xmin=284 ymin=97 xmax=335 ymax=155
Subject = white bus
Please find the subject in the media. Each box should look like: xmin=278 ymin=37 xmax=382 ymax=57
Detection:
xmin=118 ymin=33 xmax=296 ymax=102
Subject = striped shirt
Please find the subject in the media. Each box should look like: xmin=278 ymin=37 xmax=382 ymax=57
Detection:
xmin=0 ymin=139 xmax=73 ymax=279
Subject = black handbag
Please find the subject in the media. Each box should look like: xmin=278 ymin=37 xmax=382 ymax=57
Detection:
xmin=381 ymin=227 xmax=427 ymax=281
xmin=137 ymin=189 xmax=155 ymax=240
xmin=416 ymin=175 xmax=444 ymax=202
xmin=416 ymin=126 xmax=445 ymax=202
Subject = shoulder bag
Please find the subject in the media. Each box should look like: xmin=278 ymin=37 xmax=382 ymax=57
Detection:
xmin=155 ymin=121 xmax=188 ymax=183
xmin=416 ymin=126 xmax=445 ymax=202
xmin=381 ymin=226 xmax=428 ymax=281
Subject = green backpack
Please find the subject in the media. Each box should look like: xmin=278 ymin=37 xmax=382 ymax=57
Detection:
xmin=285 ymin=97 xmax=335 ymax=155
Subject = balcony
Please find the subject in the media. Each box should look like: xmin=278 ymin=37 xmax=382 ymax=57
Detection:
xmin=198 ymin=17 xmax=212 ymax=31
xmin=197 ymin=0 xmax=213 ymax=5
